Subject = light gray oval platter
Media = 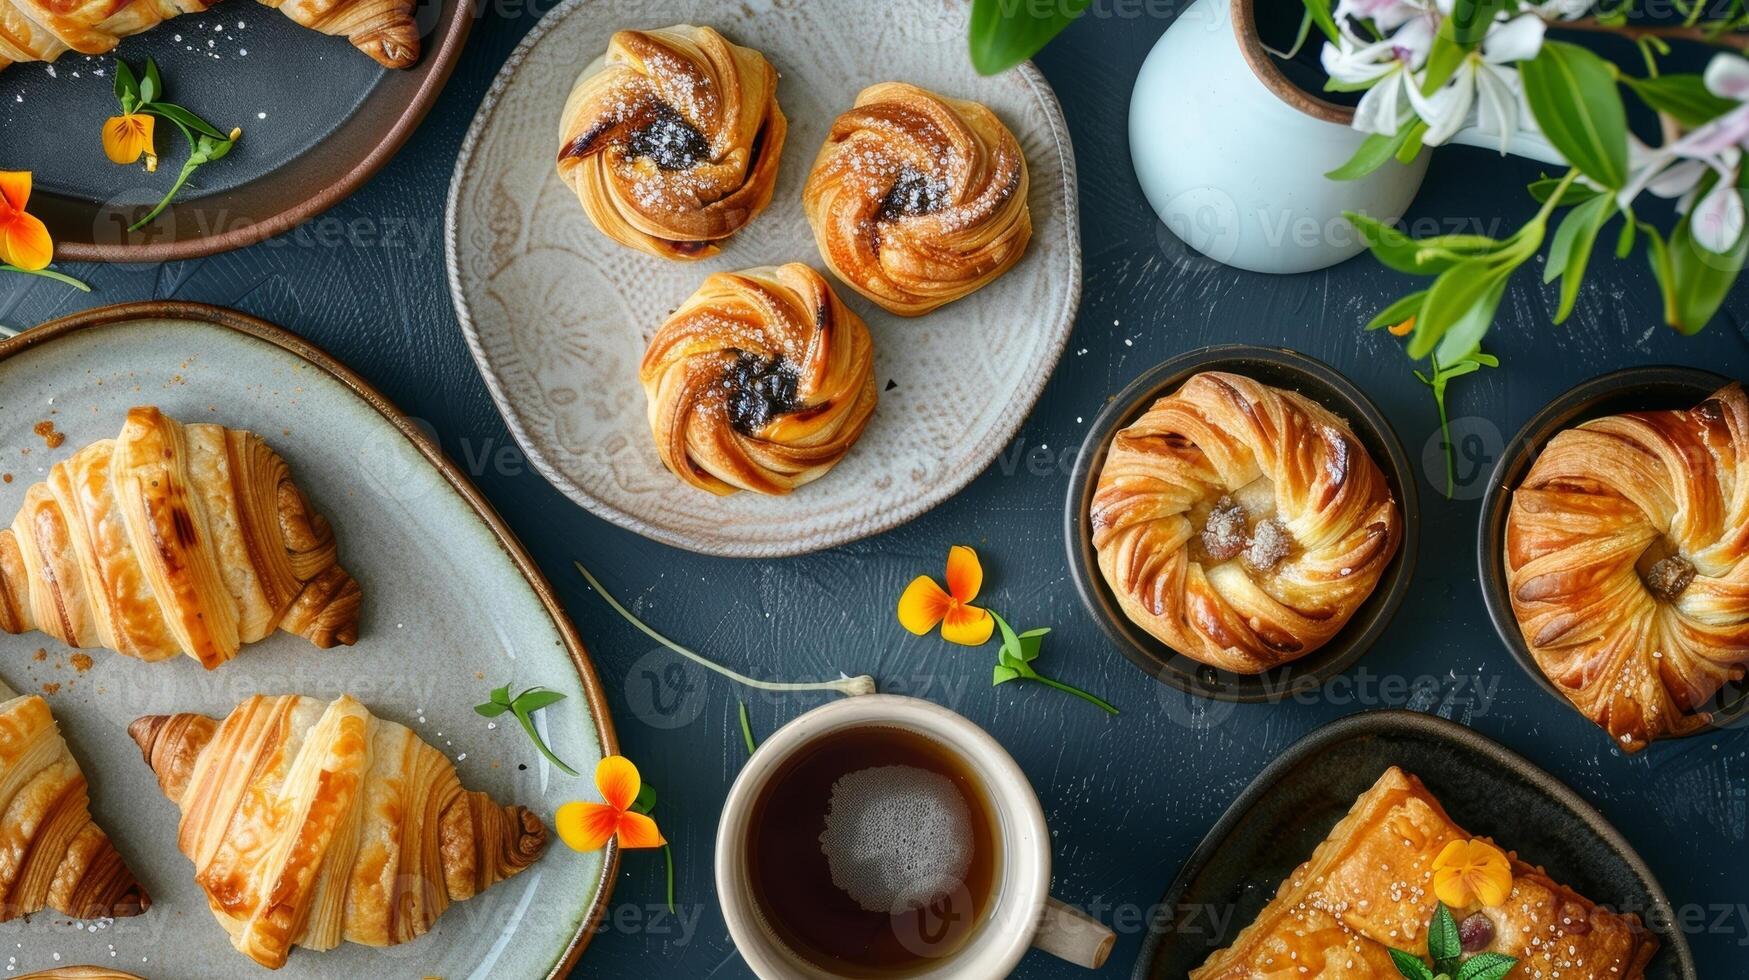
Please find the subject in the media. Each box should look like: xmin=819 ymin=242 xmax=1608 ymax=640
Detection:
xmin=0 ymin=304 xmax=618 ymax=979
xmin=446 ymin=0 xmax=1082 ymax=557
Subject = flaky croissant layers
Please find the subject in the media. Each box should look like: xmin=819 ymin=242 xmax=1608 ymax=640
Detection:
xmin=130 ymin=694 xmax=549 ymax=970
xmin=557 ymin=25 xmax=787 ymax=260
xmin=0 ymin=407 xmax=360 ymax=667
xmin=1506 ymin=383 xmax=1749 ymax=750
xmin=1091 ymin=373 xmax=1401 ymax=674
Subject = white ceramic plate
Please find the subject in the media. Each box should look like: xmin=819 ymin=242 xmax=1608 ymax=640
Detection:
xmin=0 ymin=303 xmax=618 ymax=979
xmin=446 ymin=0 xmax=1080 ymax=557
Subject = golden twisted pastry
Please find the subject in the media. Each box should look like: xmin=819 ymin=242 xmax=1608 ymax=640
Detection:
xmin=640 ymin=263 xmax=878 ymax=495
xmin=1091 ymin=373 xmax=1401 ymax=674
xmin=803 ymin=82 xmax=1031 ymax=317
xmin=0 ymin=0 xmax=419 ymax=71
xmin=130 ymin=694 xmax=548 ymax=970
xmin=1506 ymin=383 xmax=1749 ymax=750
xmin=0 ymin=688 xmax=150 ymax=923
xmin=0 ymin=407 xmax=360 ymax=669
xmin=556 ymin=25 xmax=786 ymax=260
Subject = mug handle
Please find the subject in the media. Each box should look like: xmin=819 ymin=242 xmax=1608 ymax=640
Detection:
xmin=1032 ymin=897 xmax=1116 ymax=969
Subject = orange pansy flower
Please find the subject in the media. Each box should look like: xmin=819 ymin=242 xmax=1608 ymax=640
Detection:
xmin=0 ymin=172 xmax=52 ymax=272
xmin=555 ymin=756 xmax=666 ymax=852
xmin=103 ymin=113 xmax=158 ymax=170
xmin=898 ymin=545 xmax=995 ymax=646
xmin=1432 ymin=837 xmax=1513 ymax=908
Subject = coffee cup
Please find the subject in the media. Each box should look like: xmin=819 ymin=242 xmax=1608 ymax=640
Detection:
xmin=715 ymin=694 xmax=1116 ymax=977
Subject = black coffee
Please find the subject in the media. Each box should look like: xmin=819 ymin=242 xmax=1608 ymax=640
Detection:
xmin=745 ymin=725 xmax=1001 ymax=976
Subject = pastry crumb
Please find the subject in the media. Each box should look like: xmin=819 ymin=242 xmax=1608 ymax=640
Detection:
xmin=1201 ymin=496 xmax=1247 ymax=561
xmin=40 ymin=682 xmax=60 ymax=695
xmin=1244 ymin=518 xmax=1292 ymax=572
xmin=70 ymin=653 xmax=94 ymax=673
xmin=1644 ymin=554 xmax=1696 ymax=602
xmin=32 ymin=420 xmax=64 ymax=449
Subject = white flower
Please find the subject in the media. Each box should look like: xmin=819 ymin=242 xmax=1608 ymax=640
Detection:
xmin=1619 ymin=54 xmax=1749 ymax=252
xmin=1323 ymin=14 xmax=1435 ymax=137
xmin=1529 ymin=0 xmax=1593 ymax=20
xmin=1335 ymin=0 xmax=1429 ymax=32
xmin=1408 ymin=14 xmax=1546 ymax=149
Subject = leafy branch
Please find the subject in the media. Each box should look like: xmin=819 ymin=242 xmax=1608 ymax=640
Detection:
xmin=474 ymin=684 xmax=578 ymax=776
xmin=989 ymin=611 xmax=1119 ymax=715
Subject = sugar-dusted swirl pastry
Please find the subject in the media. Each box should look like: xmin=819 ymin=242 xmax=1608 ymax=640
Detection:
xmin=803 ymin=82 xmax=1031 ymax=317
xmin=0 ymin=407 xmax=360 ymax=668
xmin=130 ymin=694 xmax=548 ymax=970
xmin=639 ymin=263 xmax=878 ymax=495
xmin=1506 ymin=383 xmax=1749 ymax=751
xmin=1091 ymin=373 xmax=1400 ymax=674
xmin=556 ymin=25 xmax=786 ymax=260
xmin=0 ymin=686 xmax=149 ymax=924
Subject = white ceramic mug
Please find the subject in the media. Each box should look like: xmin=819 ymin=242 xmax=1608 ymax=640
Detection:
xmin=715 ymin=695 xmax=1116 ymax=978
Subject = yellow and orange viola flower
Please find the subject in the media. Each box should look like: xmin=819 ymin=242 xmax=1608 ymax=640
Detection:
xmin=555 ymin=755 xmax=666 ymax=852
xmin=0 ymin=172 xmax=52 ymax=272
xmin=1432 ymin=837 xmax=1513 ymax=908
xmin=898 ymin=545 xmax=994 ymax=646
xmin=102 ymin=113 xmax=158 ymax=171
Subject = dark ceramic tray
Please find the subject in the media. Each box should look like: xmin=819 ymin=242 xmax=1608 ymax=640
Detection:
xmin=1131 ymin=709 xmax=1696 ymax=979
xmin=1477 ymin=366 xmax=1749 ymax=742
xmin=0 ymin=0 xmax=468 ymax=262
xmin=1065 ymin=345 xmax=1418 ymax=703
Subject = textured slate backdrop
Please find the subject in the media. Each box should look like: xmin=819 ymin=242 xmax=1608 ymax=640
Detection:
xmin=2 ymin=3 xmax=1746 ymax=978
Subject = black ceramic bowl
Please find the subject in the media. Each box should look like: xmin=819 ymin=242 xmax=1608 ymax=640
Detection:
xmin=1131 ymin=709 xmax=1696 ymax=979
xmin=1477 ymin=366 xmax=1749 ymax=742
xmin=1064 ymin=346 xmax=1418 ymax=703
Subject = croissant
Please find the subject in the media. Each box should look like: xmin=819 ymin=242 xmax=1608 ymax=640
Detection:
xmin=0 ymin=0 xmax=419 ymax=72
xmin=1505 ymin=383 xmax=1749 ymax=750
xmin=0 ymin=407 xmax=360 ymax=668
xmin=130 ymin=694 xmax=548 ymax=970
xmin=1193 ymin=767 xmax=1657 ymax=978
xmin=0 ymin=684 xmax=150 ymax=923
xmin=803 ymin=82 xmax=1031 ymax=317
xmin=640 ymin=263 xmax=878 ymax=495
xmin=1090 ymin=373 xmax=1401 ymax=673
xmin=556 ymin=25 xmax=786 ymax=260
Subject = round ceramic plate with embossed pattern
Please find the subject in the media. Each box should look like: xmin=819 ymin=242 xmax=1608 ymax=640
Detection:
xmin=445 ymin=0 xmax=1080 ymax=557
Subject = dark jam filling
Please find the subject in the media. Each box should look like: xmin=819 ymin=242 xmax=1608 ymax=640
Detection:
xmin=724 ymin=352 xmax=802 ymax=435
xmin=625 ymin=107 xmax=711 ymax=171
xmin=877 ymin=166 xmax=949 ymax=222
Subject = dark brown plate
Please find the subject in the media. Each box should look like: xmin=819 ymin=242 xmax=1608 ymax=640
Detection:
xmin=1 ymin=0 xmax=468 ymax=263
xmin=1132 ymin=709 xmax=1695 ymax=979
xmin=1477 ymin=365 xmax=1749 ymax=743
xmin=1064 ymin=345 xmax=1418 ymax=703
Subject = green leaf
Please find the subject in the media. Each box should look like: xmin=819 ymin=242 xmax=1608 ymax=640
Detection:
xmin=1302 ymin=0 xmax=1341 ymax=44
xmin=1658 ymin=201 xmax=1747 ymax=334
xmin=1622 ymin=73 xmax=1737 ymax=127
xmin=1395 ymin=121 xmax=1429 ymax=164
xmin=141 ymin=102 xmax=228 ymax=141
xmin=1428 ymin=903 xmax=1461 ymax=965
xmin=1544 ymin=192 xmax=1617 ymax=321
xmin=1408 ymin=258 xmax=1506 ymax=358
xmin=1527 ymin=176 xmax=1602 ymax=206
xmin=473 ymin=701 xmax=511 ymax=718
xmin=1365 ymin=290 xmax=1430 ymax=331
xmin=1615 ymin=209 xmax=1637 ymax=258
xmin=967 ymin=0 xmax=1090 ymax=76
xmin=992 ymin=664 xmax=1022 ymax=685
xmin=737 ymin=700 xmax=757 ymax=755
xmin=1421 ymin=27 xmax=1467 ymax=94
xmin=1015 ymin=627 xmax=1048 ymax=662
xmin=1327 ymin=127 xmax=1420 ymax=181
xmin=631 ymin=781 xmax=658 ymax=815
xmin=1388 ymin=947 xmax=1436 ymax=980
xmin=1456 ymin=953 xmax=1519 ymax=980
xmin=1447 ymin=0 xmax=1509 ymax=46
xmin=511 ymin=703 xmax=580 ymax=777
xmin=204 ymin=133 xmax=238 ymax=162
xmin=1347 ymin=212 xmax=1502 ymax=275
xmin=1432 ymin=272 xmax=1508 ymax=364
xmin=1521 ymin=41 xmax=1630 ymax=189
xmin=490 ymin=684 xmax=512 ymax=706
xmin=512 ymin=688 xmax=567 ymax=713
xmin=113 ymin=59 xmax=139 ymax=108
xmin=138 ymin=58 xmax=159 ymax=105
xmin=991 ymin=609 xmax=1023 ymax=656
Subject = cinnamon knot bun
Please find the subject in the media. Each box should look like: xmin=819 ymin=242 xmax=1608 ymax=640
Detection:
xmin=803 ymin=82 xmax=1031 ymax=316
xmin=639 ymin=263 xmax=878 ymax=495
xmin=556 ymin=25 xmax=786 ymax=260
xmin=1091 ymin=373 xmax=1401 ymax=674
xmin=1506 ymin=383 xmax=1749 ymax=750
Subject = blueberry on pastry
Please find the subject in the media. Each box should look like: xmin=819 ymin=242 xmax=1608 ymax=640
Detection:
xmin=1506 ymin=383 xmax=1749 ymax=750
xmin=1090 ymin=373 xmax=1401 ymax=673
xmin=639 ymin=263 xmax=878 ymax=495
xmin=0 ymin=407 xmax=360 ymax=667
xmin=557 ymin=25 xmax=786 ymax=260
xmin=803 ymin=82 xmax=1031 ymax=317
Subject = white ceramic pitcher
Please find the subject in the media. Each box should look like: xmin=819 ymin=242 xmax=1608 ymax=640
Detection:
xmin=1130 ymin=0 xmax=1564 ymax=274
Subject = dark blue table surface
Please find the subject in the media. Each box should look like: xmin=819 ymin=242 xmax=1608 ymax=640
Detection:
xmin=3 ymin=4 xmax=1746 ymax=978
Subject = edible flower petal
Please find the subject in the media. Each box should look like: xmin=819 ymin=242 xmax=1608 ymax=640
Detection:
xmin=0 ymin=171 xmax=52 ymax=271
xmin=1432 ymin=838 xmax=1514 ymax=908
xmin=897 ymin=546 xmax=994 ymax=646
xmin=103 ymin=113 xmax=158 ymax=170
xmin=555 ymin=754 xmax=667 ymax=852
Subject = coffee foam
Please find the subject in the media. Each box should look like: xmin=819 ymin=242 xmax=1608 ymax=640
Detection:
xmin=817 ymin=764 xmax=973 ymax=914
